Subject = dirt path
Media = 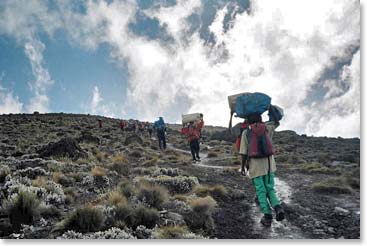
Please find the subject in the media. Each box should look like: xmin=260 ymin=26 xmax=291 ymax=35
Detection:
xmin=166 ymin=143 xmax=307 ymax=239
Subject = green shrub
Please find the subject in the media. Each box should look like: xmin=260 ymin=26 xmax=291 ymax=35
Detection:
xmin=118 ymin=181 xmax=136 ymax=198
xmin=137 ymin=184 xmax=169 ymax=209
xmin=40 ymin=205 xmax=62 ymax=218
xmin=114 ymin=204 xmax=134 ymax=227
xmin=6 ymin=190 xmax=41 ymax=230
xmin=130 ymin=205 xmax=159 ymax=229
xmin=60 ymin=205 xmax=104 ymax=233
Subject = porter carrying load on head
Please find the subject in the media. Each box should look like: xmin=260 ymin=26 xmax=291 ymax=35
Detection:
xmin=181 ymin=113 xmax=204 ymax=162
xmin=228 ymin=92 xmax=271 ymax=130
xmin=182 ymin=113 xmax=203 ymax=125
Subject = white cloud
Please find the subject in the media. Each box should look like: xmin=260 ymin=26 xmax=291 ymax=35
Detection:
xmin=0 ymin=0 xmax=360 ymax=137
xmin=0 ymin=84 xmax=23 ymax=114
xmin=24 ymin=37 xmax=54 ymax=113
xmin=90 ymin=85 xmax=115 ymax=118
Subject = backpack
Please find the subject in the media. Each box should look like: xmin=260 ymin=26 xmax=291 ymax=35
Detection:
xmin=246 ymin=123 xmax=273 ymax=158
xmin=268 ymin=105 xmax=284 ymax=122
xmin=234 ymin=122 xmax=249 ymax=151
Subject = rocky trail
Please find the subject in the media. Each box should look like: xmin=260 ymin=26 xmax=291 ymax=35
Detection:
xmin=166 ymin=143 xmax=307 ymax=239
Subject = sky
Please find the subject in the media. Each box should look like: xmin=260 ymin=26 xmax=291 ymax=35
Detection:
xmin=0 ymin=0 xmax=360 ymax=138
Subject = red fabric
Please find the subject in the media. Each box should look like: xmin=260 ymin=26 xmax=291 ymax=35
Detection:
xmin=235 ymin=137 xmax=241 ymax=151
xmin=182 ymin=126 xmax=200 ymax=142
xmin=249 ymin=123 xmax=273 ymax=157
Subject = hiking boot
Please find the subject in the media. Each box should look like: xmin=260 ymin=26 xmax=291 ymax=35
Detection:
xmin=260 ymin=214 xmax=272 ymax=227
xmin=274 ymin=205 xmax=285 ymax=221
xmin=196 ymin=156 xmax=201 ymax=161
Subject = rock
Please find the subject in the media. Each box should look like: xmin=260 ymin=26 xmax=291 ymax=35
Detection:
xmin=78 ymin=131 xmax=100 ymax=144
xmin=124 ymin=134 xmax=143 ymax=146
xmin=38 ymin=137 xmax=87 ymax=160
xmin=334 ymin=207 xmax=349 ymax=214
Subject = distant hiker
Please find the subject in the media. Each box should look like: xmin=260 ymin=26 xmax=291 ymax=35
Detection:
xmin=134 ymin=121 xmax=139 ymax=134
xmin=239 ymin=107 xmax=285 ymax=227
xmin=154 ymin=117 xmax=167 ymax=150
xmin=147 ymin=123 xmax=153 ymax=138
xmin=120 ymin=120 xmax=126 ymax=131
xmin=97 ymin=119 xmax=102 ymax=128
xmin=181 ymin=120 xmax=203 ymax=162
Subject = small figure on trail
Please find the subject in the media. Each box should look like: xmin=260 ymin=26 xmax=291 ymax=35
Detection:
xmin=119 ymin=120 xmax=126 ymax=131
xmin=239 ymin=106 xmax=285 ymax=227
xmin=134 ymin=121 xmax=139 ymax=134
xmin=147 ymin=122 xmax=153 ymax=138
xmin=181 ymin=120 xmax=203 ymax=162
xmin=97 ymin=119 xmax=102 ymax=128
xmin=154 ymin=117 xmax=167 ymax=150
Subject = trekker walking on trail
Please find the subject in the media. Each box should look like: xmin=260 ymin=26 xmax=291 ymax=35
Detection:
xmin=239 ymin=106 xmax=285 ymax=227
xmin=147 ymin=123 xmax=153 ymax=138
xmin=181 ymin=120 xmax=203 ymax=162
xmin=154 ymin=117 xmax=167 ymax=150
xmin=97 ymin=119 xmax=102 ymax=128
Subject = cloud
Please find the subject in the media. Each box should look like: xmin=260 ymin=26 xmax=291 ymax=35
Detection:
xmin=0 ymin=0 xmax=360 ymax=137
xmin=0 ymin=1 xmax=58 ymax=113
xmin=24 ymin=37 xmax=54 ymax=113
xmin=90 ymin=85 xmax=115 ymax=118
xmin=0 ymin=82 xmax=23 ymax=114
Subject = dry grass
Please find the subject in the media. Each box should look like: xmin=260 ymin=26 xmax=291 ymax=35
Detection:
xmin=52 ymin=171 xmax=64 ymax=183
xmin=190 ymin=196 xmax=217 ymax=213
xmin=194 ymin=185 xmax=228 ymax=199
xmin=107 ymin=190 xmax=127 ymax=207
xmin=141 ymin=157 xmax=158 ymax=167
xmin=95 ymin=151 xmax=107 ymax=162
xmin=137 ymin=184 xmax=169 ymax=209
xmin=91 ymin=166 xmax=107 ymax=177
xmin=154 ymin=226 xmax=191 ymax=239
xmin=111 ymin=153 xmax=129 ymax=164
xmin=32 ymin=176 xmax=47 ymax=188
xmin=311 ymin=177 xmax=352 ymax=194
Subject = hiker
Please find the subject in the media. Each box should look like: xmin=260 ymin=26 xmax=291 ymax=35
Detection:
xmin=154 ymin=117 xmax=167 ymax=150
xmin=181 ymin=120 xmax=203 ymax=162
xmin=97 ymin=119 xmax=102 ymax=128
xmin=239 ymin=106 xmax=285 ymax=227
xmin=147 ymin=123 xmax=153 ymax=138
xmin=119 ymin=120 xmax=126 ymax=131
xmin=134 ymin=121 xmax=139 ymax=134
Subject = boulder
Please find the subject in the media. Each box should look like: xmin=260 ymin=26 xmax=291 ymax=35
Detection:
xmin=38 ymin=137 xmax=87 ymax=161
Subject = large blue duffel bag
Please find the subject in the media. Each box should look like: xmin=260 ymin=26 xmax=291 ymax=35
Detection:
xmin=234 ymin=92 xmax=271 ymax=118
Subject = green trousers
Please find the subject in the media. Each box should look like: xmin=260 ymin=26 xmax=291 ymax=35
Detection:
xmin=253 ymin=172 xmax=280 ymax=215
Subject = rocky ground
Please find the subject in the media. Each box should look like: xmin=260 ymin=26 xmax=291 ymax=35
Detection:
xmin=0 ymin=113 xmax=360 ymax=239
